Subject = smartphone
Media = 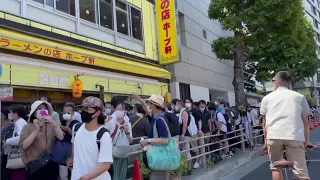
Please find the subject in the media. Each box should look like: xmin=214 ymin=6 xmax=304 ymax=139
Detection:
xmin=40 ymin=110 xmax=48 ymax=117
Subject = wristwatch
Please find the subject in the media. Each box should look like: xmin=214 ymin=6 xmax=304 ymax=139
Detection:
xmin=148 ymin=139 xmax=152 ymax=144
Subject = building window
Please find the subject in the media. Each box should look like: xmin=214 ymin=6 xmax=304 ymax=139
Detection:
xmin=30 ymin=0 xmax=144 ymax=41
xmin=79 ymin=0 xmax=96 ymax=23
xmin=317 ymin=33 xmax=320 ymax=42
xmin=314 ymin=19 xmax=319 ymax=29
xmin=131 ymin=7 xmax=142 ymax=40
xmin=312 ymin=5 xmax=317 ymax=15
xmin=116 ymin=0 xmax=128 ymax=35
xmin=99 ymin=0 xmax=113 ymax=29
xmin=179 ymin=83 xmax=190 ymax=101
xmin=202 ymin=29 xmax=207 ymax=39
xmin=56 ymin=0 xmax=75 ymax=16
xmin=317 ymin=72 xmax=320 ymax=83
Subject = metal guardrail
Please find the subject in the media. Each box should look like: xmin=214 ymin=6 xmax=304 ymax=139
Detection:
xmin=126 ymin=124 xmax=265 ymax=170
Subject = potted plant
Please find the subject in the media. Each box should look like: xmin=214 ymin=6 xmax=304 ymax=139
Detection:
xmin=138 ymin=155 xmax=150 ymax=180
xmin=170 ymin=154 xmax=188 ymax=180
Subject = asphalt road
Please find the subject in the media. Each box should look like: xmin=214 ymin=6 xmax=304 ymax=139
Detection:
xmin=240 ymin=128 xmax=320 ymax=180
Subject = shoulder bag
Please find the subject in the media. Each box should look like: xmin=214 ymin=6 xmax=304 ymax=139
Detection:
xmin=26 ymin=123 xmax=51 ymax=175
xmin=112 ymin=123 xmax=130 ymax=159
xmin=146 ymin=117 xmax=180 ymax=170
xmin=6 ymin=129 xmax=25 ymax=169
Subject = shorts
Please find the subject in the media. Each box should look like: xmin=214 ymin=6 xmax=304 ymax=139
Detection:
xmin=267 ymin=139 xmax=309 ymax=179
xmin=218 ymin=131 xmax=227 ymax=140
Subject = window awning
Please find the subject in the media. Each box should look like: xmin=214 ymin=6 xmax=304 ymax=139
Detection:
xmin=0 ymin=28 xmax=171 ymax=79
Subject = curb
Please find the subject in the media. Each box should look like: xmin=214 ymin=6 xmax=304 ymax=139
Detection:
xmin=183 ymin=147 xmax=264 ymax=180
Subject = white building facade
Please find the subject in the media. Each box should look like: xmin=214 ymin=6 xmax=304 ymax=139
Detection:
xmin=168 ymin=0 xmax=235 ymax=105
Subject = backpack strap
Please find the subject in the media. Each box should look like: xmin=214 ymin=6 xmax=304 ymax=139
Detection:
xmin=96 ymin=127 xmax=109 ymax=151
xmin=132 ymin=116 xmax=143 ymax=128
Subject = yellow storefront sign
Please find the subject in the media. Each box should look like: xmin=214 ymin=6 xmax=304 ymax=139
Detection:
xmin=0 ymin=29 xmax=171 ymax=79
xmin=156 ymin=0 xmax=179 ymax=65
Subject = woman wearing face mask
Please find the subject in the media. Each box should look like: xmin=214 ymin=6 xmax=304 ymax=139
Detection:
xmin=235 ymin=106 xmax=253 ymax=148
xmin=5 ymin=105 xmax=28 ymax=180
xmin=105 ymin=102 xmax=132 ymax=180
xmin=20 ymin=100 xmax=64 ymax=180
xmin=59 ymin=103 xmax=79 ymax=180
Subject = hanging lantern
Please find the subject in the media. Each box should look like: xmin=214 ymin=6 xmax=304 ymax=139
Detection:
xmin=165 ymin=92 xmax=172 ymax=104
xmin=72 ymin=77 xmax=83 ymax=99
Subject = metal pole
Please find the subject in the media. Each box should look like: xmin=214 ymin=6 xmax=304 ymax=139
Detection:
xmin=239 ymin=125 xmax=246 ymax=152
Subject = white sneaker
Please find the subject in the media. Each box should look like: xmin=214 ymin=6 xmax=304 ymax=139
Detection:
xmin=193 ymin=162 xmax=200 ymax=169
xmin=229 ymin=151 xmax=234 ymax=156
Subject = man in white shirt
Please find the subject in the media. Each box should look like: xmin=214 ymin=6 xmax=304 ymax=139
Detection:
xmin=67 ymin=96 xmax=113 ymax=180
xmin=260 ymin=71 xmax=311 ymax=180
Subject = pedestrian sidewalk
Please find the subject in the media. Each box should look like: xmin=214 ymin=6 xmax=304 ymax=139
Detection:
xmin=182 ymin=146 xmax=264 ymax=180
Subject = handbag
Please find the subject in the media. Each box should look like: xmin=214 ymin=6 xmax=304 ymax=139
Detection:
xmin=26 ymin=123 xmax=51 ymax=175
xmin=6 ymin=126 xmax=25 ymax=169
xmin=146 ymin=117 xmax=180 ymax=171
xmin=51 ymin=140 xmax=72 ymax=165
xmin=112 ymin=123 xmax=130 ymax=159
xmin=6 ymin=145 xmax=25 ymax=169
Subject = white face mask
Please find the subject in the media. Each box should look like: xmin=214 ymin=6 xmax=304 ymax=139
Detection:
xmin=175 ymin=106 xmax=179 ymax=111
xmin=185 ymin=103 xmax=192 ymax=109
xmin=104 ymin=108 xmax=112 ymax=115
xmin=63 ymin=113 xmax=72 ymax=120
xmin=115 ymin=110 xmax=125 ymax=119
xmin=8 ymin=113 xmax=13 ymax=121
xmin=200 ymin=108 xmax=205 ymax=111
xmin=214 ymin=101 xmax=219 ymax=106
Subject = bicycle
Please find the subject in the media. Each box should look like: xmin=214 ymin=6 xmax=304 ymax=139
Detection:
xmin=273 ymin=145 xmax=318 ymax=180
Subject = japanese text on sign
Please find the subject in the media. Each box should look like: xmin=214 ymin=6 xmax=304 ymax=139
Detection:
xmin=0 ymin=37 xmax=95 ymax=65
xmin=156 ymin=0 xmax=179 ymax=65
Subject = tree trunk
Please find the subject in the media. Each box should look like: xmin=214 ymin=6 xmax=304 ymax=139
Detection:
xmin=233 ymin=45 xmax=247 ymax=108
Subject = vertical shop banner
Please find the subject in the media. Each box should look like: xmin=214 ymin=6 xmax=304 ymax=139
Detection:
xmin=156 ymin=0 xmax=179 ymax=65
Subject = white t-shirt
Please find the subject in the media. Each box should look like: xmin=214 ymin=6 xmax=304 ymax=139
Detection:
xmin=105 ymin=119 xmax=133 ymax=139
xmin=216 ymin=112 xmax=227 ymax=133
xmin=6 ymin=118 xmax=27 ymax=145
xmin=73 ymin=112 xmax=82 ymax=123
xmin=260 ymin=87 xmax=310 ymax=141
xmin=71 ymin=125 xmax=113 ymax=180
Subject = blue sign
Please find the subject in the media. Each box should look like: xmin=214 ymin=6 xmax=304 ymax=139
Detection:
xmin=0 ymin=64 xmax=2 ymax=78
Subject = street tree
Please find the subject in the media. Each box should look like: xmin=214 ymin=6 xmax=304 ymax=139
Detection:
xmin=208 ymin=0 xmax=317 ymax=107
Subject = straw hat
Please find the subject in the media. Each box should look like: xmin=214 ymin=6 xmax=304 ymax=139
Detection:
xmin=146 ymin=94 xmax=165 ymax=109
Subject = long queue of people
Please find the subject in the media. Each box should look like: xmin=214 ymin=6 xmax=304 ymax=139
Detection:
xmin=1 ymin=94 xmax=262 ymax=180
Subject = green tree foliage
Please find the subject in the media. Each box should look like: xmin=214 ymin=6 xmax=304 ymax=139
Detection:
xmin=208 ymin=0 xmax=317 ymax=107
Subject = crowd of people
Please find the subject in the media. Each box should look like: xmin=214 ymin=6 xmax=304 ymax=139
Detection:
xmin=1 ymin=94 xmax=262 ymax=180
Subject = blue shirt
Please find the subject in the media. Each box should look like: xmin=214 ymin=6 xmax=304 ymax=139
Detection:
xmin=217 ymin=105 xmax=226 ymax=114
xmin=147 ymin=113 xmax=169 ymax=138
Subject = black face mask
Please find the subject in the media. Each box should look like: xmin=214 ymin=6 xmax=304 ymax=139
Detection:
xmin=81 ymin=111 xmax=96 ymax=123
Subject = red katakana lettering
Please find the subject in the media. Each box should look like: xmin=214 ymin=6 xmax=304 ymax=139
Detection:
xmin=12 ymin=44 xmax=21 ymax=47
xmin=23 ymin=44 xmax=32 ymax=52
xmin=160 ymin=0 xmax=169 ymax=9
xmin=33 ymin=45 xmax=42 ymax=53
xmin=81 ymin=56 xmax=88 ymax=63
xmin=165 ymin=46 xmax=172 ymax=54
xmin=163 ymin=22 xmax=170 ymax=31
xmin=66 ymin=53 xmax=73 ymax=60
xmin=53 ymin=50 xmax=61 ymax=58
xmin=44 ymin=49 xmax=51 ymax=55
xmin=164 ymin=37 xmax=171 ymax=46
xmin=162 ymin=9 xmax=170 ymax=21
xmin=88 ymin=57 xmax=95 ymax=64
xmin=0 ymin=38 xmax=10 ymax=48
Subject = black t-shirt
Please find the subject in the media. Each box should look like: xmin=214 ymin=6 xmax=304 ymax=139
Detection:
xmin=61 ymin=120 xmax=79 ymax=143
xmin=197 ymin=109 xmax=211 ymax=133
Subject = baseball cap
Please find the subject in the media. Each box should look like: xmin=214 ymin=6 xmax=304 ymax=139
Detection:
xmin=78 ymin=96 xmax=104 ymax=110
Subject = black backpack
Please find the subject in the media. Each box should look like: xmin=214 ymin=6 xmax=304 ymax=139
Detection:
xmin=73 ymin=123 xmax=109 ymax=150
xmin=216 ymin=112 xmax=232 ymax=132
xmin=164 ymin=112 xmax=180 ymax=137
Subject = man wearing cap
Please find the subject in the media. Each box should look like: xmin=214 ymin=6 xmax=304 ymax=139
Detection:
xmin=68 ymin=96 xmax=113 ymax=180
xmin=132 ymin=94 xmax=170 ymax=179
